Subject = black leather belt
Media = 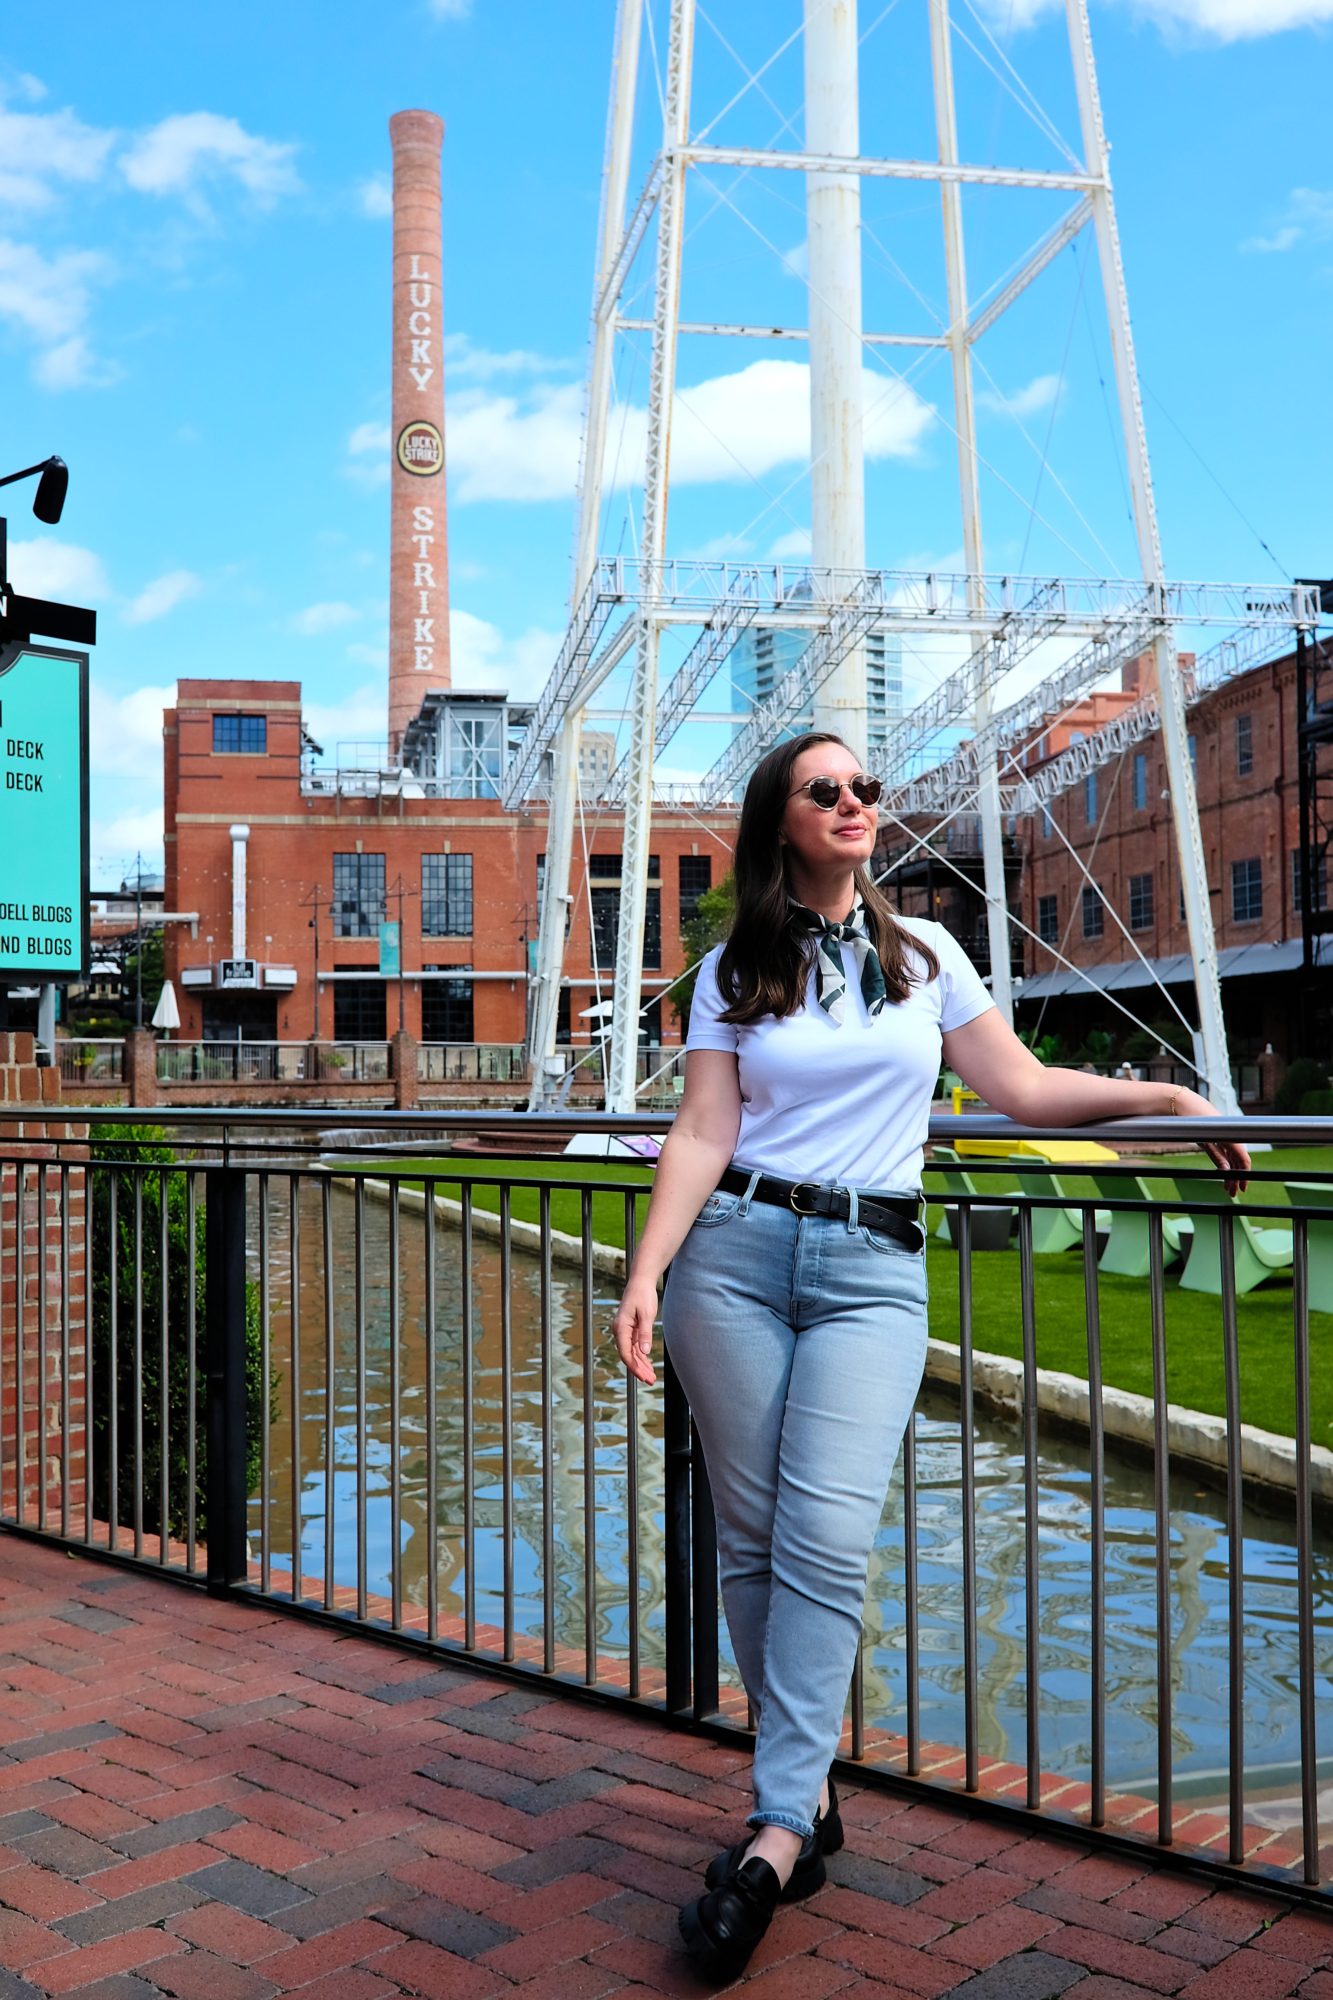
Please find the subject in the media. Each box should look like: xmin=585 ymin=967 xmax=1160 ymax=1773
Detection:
xmin=717 ymin=1166 xmax=924 ymax=1252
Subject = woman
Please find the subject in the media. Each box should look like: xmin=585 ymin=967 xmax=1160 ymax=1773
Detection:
xmin=611 ymin=731 xmax=1248 ymax=1985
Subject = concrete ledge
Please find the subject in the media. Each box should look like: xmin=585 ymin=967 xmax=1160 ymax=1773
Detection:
xmin=923 ymin=1336 xmax=1333 ymax=1509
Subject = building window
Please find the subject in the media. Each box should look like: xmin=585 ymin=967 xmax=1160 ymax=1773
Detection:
xmin=1038 ymin=894 xmax=1058 ymax=945
xmin=1081 ymin=885 xmax=1104 ymax=939
xmin=1132 ymin=751 xmax=1147 ymax=812
xmin=1129 ymin=872 xmax=1154 ymax=932
xmin=585 ymin=856 xmax=661 ymax=970
xmin=1188 ymin=734 xmax=1198 ymax=776
xmin=680 ymin=855 xmax=712 ymax=926
xmin=212 ymin=713 xmax=266 ymax=755
xmin=1231 ymin=857 xmax=1262 ymax=924
xmin=333 ymin=979 xmax=386 ymax=1040
xmin=421 ymin=976 xmax=473 ymax=1042
xmin=421 ymin=853 xmax=473 ymax=936
xmin=333 ymin=852 xmax=385 ymax=937
xmin=1084 ymin=770 xmax=1097 ymax=825
xmin=1041 ymin=804 xmax=1053 ymax=840
xmin=443 ymin=708 xmax=505 ymax=799
xmin=1291 ymin=848 xmax=1330 ymax=911
xmin=1235 ymin=713 xmax=1253 ymax=778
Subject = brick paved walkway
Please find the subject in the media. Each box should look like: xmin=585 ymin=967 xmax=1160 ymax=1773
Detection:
xmin=0 ymin=1536 xmax=1328 ymax=2000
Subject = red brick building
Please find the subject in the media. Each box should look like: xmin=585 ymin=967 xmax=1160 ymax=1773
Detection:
xmin=163 ymin=678 xmax=732 ymax=1057
xmin=884 ymin=645 xmax=1329 ymax=1079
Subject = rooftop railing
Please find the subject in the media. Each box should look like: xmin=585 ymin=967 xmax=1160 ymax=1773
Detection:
xmin=1 ymin=1106 xmax=1329 ymax=1904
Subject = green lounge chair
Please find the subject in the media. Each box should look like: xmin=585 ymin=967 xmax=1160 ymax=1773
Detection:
xmin=1090 ymin=1171 xmax=1195 ymax=1278
xmin=1175 ymin=1177 xmax=1293 ymax=1296
xmin=1283 ymin=1181 xmax=1333 ymax=1315
xmin=924 ymin=1148 xmax=1015 ymax=1251
xmin=1008 ymin=1168 xmax=1110 ymax=1255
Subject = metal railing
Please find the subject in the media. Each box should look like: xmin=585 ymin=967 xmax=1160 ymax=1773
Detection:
xmin=154 ymin=1041 xmax=392 ymax=1084
xmin=418 ymin=1043 xmax=527 ymax=1083
xmin=1 ymin=1106 xmax=1329 ymax=1902
xmin=57 ymin=1039 xmax=125 ymax=1084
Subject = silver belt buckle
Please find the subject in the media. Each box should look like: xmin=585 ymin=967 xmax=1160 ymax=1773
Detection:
xmin=788 ymin=1181 xmax=820 ymax=1215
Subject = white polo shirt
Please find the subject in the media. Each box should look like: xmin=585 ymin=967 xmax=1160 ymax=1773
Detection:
xmin=685 ymin=917 xmax=994 ymax=1192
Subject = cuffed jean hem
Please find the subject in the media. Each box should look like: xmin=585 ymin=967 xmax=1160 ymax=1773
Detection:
xmin=746 ymin=1809 xmax=815 ymax=1840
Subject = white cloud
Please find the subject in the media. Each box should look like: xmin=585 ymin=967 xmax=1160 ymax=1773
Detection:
xmin=8 ymin=537 xmax=109 ymax=602
xmin=91 ymin=806 xmax=165 ymax=877
xmin=443 ymin=332 xmax=570 ymax=381
xmin=346 ymin=639 xmax=388 ymax=669
xmin=978 ymin=373 xmax=1063 ymax=420
xmin=449 ymin=380 xmax=584 ymax=501
xmin=450 ymin=607 xmax=564 ymax=699
xmin=0 ymin=238 xmax=114 ymax=387
xmin=684 ymin=532 xmax=756 ymax=561
xmin=780 ymin=238 xmax=809 ymax=282
xmin=1 ymin=74 xmax=49 ymax=104
xmin=1243 ymin=187 xmax=1333 ymax=253
xmin=769 ymin=527 xmax=813 ymax=558
xmin=88 ymin=682 xmax=175 ymax=778
xmin=124 ymin=570 xmax=201 ymax=625
xmin=985 ymin=0 xmax=1333 ymax=35
xmin=290 ymin=600 xmax=361 ymax=636
xmin=0 ymin=102 xmax=115 ymax=211
xmin=346 ymin=420 xmax=391 ymax=488
xmin=442 ymin=358 xmax=934 ymax=504
xmin=33 ymin=332 xmax=120 ymax=390
xmin=0 ymin=237 xmax=106 ymax=343
xmin=89 ymin=680 xmax=173 ymax=890
xmin=427 ymin=0 xmax=473 ymax=16
xmin=301 ymin=681 xmax=390 ymax=757
xmin=355 ymin=173 xmax=392 ymax=219
xmin=121 ymin=112 xmax=300 ymax=206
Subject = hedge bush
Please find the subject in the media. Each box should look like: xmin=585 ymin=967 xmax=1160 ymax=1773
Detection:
xmin=1277 ymin=1058 xmax=1330 ymax=1115
xmin=89 ymin=1126 xmax=271 ymax=1544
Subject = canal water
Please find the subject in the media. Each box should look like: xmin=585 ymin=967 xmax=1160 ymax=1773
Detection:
xmin=248 ymin=1182 xmax=1333 ymax=1811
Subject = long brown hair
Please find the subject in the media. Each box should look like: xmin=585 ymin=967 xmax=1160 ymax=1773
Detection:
xmin=716 ymin=731 xmax=939 ymax=1024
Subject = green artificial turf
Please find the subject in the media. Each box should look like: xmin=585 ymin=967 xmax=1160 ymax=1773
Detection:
xmin=344 ymin=1149 xmax=1333 ymax=1444
xmin=347 ymin=1153 xmax=654 ymax=1256
xmin=922 ymin=1239 xmax=1333 ymax=1447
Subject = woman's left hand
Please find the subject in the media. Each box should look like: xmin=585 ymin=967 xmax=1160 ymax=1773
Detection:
xmin=1171 ymin=1088 xmax=1250 ymax=1194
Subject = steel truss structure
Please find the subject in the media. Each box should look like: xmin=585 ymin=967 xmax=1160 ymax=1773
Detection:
xmin=522 ymin=0 xmax=1328 ymax=1113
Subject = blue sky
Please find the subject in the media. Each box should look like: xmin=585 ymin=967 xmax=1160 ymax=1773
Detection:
xmin=4 ymin=0 xmax=1331 ymax=881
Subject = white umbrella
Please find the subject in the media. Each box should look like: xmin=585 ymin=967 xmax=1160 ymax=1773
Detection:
xmin=151 ymin=979 xmax=180 ymax=1037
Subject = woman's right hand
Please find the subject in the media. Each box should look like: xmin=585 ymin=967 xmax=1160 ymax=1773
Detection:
xmin=612 ymin=1274 xmax=662 ymax=1387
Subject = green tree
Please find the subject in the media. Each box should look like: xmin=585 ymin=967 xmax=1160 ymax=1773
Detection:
xmin=123 ymin=930 xmax=165 ymax=1021
xmin=674 ymin=874 xmax=737 ymax=1027
xmin=90 ymin=1126 xmax=271 ymax=1544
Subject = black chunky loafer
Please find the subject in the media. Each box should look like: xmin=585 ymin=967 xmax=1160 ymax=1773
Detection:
xmin=679 ymin=1854 xmax=783 ymax=1983
xmin=704 ymin=1775 xmax=844 ymax=1901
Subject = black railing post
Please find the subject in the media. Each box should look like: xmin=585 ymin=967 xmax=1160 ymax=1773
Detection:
xmin=205 ymin=1167 xmax=248 ymax=1595
xmin=662 ymin=1346 xmax=693 ymax=1713
xmin=689 ymin=1416 xmax=720 ymax=1722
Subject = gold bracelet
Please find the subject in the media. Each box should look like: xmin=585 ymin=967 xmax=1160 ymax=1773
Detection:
xmin=1168 ymin=1087 xmax=1182 ymax=1116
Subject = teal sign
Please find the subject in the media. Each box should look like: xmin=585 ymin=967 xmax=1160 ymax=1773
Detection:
xmin=0 ymin=645 xmax=89 ymax=979
xmin=378 ymin=919 xmax=400 ymax=978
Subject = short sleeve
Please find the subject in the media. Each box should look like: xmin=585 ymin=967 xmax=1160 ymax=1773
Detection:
xmin=685 ymin=947 xmax=740 ymax=1054
xmin=930 ymin=925 xmax=996 ymax=1032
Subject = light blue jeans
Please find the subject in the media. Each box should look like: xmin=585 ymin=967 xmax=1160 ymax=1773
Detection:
xmin=661 ymin=1168 xmax=929 ymax=1842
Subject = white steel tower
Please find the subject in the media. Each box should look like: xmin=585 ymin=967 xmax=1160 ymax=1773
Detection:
xmin=518 ymin=0 xmax=1319 ymax=1115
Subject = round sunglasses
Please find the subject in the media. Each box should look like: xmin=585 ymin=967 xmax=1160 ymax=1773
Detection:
xmin=787 ymin=773 xmax=883 ymax=810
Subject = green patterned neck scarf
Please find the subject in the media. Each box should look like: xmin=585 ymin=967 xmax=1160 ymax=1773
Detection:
xmin=790 ymin=898 xmax=888 ymax=1024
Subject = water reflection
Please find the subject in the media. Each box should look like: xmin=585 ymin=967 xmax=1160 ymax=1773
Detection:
xmin=248 ymin=1180 xmax=1333 ymax=1802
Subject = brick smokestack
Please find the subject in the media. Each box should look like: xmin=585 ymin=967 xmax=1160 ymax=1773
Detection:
xmin=388 ymin=109 xmax=450 ymax=759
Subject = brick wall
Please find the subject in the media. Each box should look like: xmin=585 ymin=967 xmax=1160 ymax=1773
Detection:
xmin=0 ymin=1034 xmax=88 ymax=1528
